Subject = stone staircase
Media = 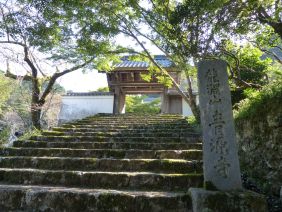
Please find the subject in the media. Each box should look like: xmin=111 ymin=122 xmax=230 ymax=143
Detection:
xmin=0 ymin=114 xmax=203 ymax=211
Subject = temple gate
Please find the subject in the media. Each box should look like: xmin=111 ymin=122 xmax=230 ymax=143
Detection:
xmin=106 ymin=55 xmax=186 ymax=114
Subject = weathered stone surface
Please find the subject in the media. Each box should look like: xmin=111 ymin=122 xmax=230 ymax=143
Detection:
xmin=198 ymin=60 xmax=242 ymax=190
xmin=0 ymin=157 xmax=203 ymax=173
xmin=52 ymin=127 xmax=196 ymax=133
xmin=13 ymin=140 xmax=202 ymax=150
xmin=0 ymin=168 xmax=203 ymax=191
xmin=29 ymin=135 xmax=200 ymax=143
xmin=189 ymin=188 xmax=267 ymax=212
xmin=0 ymin=114 xmax=203 ymax=210
xmin=0 ymin=148 xmax=202 ymax=160
xmin=41 ymin=130 xmax=198 ymax=138
xmin=235 ymin=104 xmax=282 ymax=196
xmin=0 ymin=185 xmax=192 ymax=212
xmin=280 ymin=186 xmax=282 ymax=201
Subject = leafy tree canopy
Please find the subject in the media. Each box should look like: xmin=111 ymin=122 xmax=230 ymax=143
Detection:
xmin=2 ymin=0 xmax=280 ymax=125
xmin=0 ymin=0 xmax=125 ymax=129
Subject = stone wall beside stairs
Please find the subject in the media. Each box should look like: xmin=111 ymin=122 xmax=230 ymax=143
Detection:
xmin=235 ymin=103 xmax=282 ymax=196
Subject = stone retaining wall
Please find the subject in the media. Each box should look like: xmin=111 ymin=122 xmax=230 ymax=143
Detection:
xmin=235 ymin=103 xmax=282 ymax=196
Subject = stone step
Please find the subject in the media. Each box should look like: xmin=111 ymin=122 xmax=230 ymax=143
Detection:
xmin=0 ymin=148 xmax=202 ymax=160
xmin=0 ymin=184 xmax=192 ymax=212
xmin=14 ymin=141 xmax=202 ymax=150
xmin=83 ymin=115 xmax=184 ymax=120
xmin=42 ymin=131 xmax=199 ymax=138
xmin=89 ymin=113 xmax=183 ymax=116
xmin=0 ymin=157 xmax=202 ymax=173
xmin=0 ymin=114 xmax=203 ymax=211
xmin=29 ymin=135 xmax=201 ymax=143
xmin=76 ymin=117 xmax=186 ymax=121
xmin=61 ymin=124 xmax=192 ymax=129
xmin=0 ymin=168 xmax=203 ymax=191
xmin=73 ymin=120 xmax=188 ymax=125
xmin=73 ymin=116 xmax=185 ymax=120
xmin=78 ymin=120 xmax=186 ymax=124
xmin=52 ymin=127 xmax=196 ymax=133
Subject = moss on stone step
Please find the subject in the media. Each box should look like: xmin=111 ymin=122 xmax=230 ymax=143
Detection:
xmin=0 ymin=157 xmax=203 ymax=173
xmin=0 ymin=168 xmax=203 ymax=191
xmin=0 ymin=114 xmax=204 ymax=210
xmin=0 ymin=184 xmax=192 ymax=212
xmin=13 ymin=140 xmax=202 ymax=151
xmin=0 ymin=148 xmax=203 ymax=160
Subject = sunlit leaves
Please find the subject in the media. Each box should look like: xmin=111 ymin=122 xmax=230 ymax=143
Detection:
xmin=224 ymin=42 xmax=279 ymax=88
xmin=126 ymin=95 xmax=160 ymax=114
xmin=156 ymin=75 xmax=173 ymax=87
xmin=0 ymin=73 xmax=13 ymax=116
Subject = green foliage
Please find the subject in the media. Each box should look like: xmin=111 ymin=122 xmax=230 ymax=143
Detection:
xmin=42 ymin=81 xmax=65 ymax=94
xmin=223 ymin=43 xmax=279 ymax=90
xmin=156 ymin=75 xmax=173 ymax=88
xmin=186 ymin=116 xmax=197 ymax=125
xmin=140 ymin=73 xmax=152 ymax=82
xmin=186 ymin=116 xmax=201 ymax=132
xmin=128 ymin=54 xmax=150 ymax=62
xmin=6 ymin=81 xmax=32 ymax=127
xmin=0 ymin=127 xmax=10 ymax=146
xmin=125 ymin=95 xmax=160 ymax=114
xmin=94 ymin=54 xmax=122 ymax=72
xmin=19 ymin=128 xmax=42 ymax=141
xmin=0 ymin=75 xmax=63 ymax=129
xmin=0 ymin=73 xmax=13 ymax=117
xmin=234 ymin=80 xmax=282 ymax=120
xmin=140 ymin=63 xmax=173 ymax=87
xmin=96 ymin=87 xmax=109 ymax=92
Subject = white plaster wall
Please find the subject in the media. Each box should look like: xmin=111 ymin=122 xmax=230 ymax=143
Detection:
xmin=182 ymin=99 xmax=193 ymax=117
xmin=58 ymin=96 xmax=114 ymax=123
xmin=182 ymin=96 xmax=199 ymax=117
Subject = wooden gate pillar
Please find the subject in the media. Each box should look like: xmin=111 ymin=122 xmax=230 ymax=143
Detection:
xmin=161 ymin=88 xmax=169 ymax=113
xmin=113 ymin=87 xmax=126 ymax=114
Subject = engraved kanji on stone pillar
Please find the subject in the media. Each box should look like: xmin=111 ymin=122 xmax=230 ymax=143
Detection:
xmin=198 ymin=60 xmax=242 ymax=190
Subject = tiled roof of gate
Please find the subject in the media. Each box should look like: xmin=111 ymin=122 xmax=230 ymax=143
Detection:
xmin=114 ymin=55 xmax=173 ymax=69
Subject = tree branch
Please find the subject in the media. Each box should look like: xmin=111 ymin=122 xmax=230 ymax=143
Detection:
xmin=122 ymin=24 xmax=191 ymax=104
xmin=257 ymin=6 xmax=282 ymax=39
xmin=249 ymin=40 xmax=282 ymax=64
xmin=0 ymin=40 xmax=26 ymax=47
xmin=39 ymin=57 xmax=94 ymax=103
xmin=0 ymin=4 xmax=10 ymax=41
xmin=5 ymin=61 xmax=32 ymax=81
xmin=225 ymin=60 xmax=262 ymax=89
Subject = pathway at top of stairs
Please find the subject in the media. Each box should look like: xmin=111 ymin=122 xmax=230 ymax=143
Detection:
xmin=0 ymin=114 xmax=203 ymax=211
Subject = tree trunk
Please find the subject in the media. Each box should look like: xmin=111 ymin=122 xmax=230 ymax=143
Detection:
xmin=272 ymin=23 xmax=282 ymax=40
xmin=31 ymin=80 xmax=42 ymax=130
xmin=185 ymin=72 xmax=201 ymax=123
xmin=31 ymin=104 xmax=42 ymax=130
xmin=188 ymin=94 xmax=201 ymax=123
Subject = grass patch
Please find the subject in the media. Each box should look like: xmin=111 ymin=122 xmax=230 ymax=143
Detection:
xmin=19 ymin=128 xmax=42 ymax=141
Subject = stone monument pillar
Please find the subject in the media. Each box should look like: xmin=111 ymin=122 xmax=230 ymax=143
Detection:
xmin=188 ymin=60 xmax=267 ymax=212
xmin=198 ymin=60 xmax=242 ymax=190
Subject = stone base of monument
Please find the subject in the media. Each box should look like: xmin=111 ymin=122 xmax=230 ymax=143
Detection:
xmin=189 ymin=188 xmax=268 ymax=212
